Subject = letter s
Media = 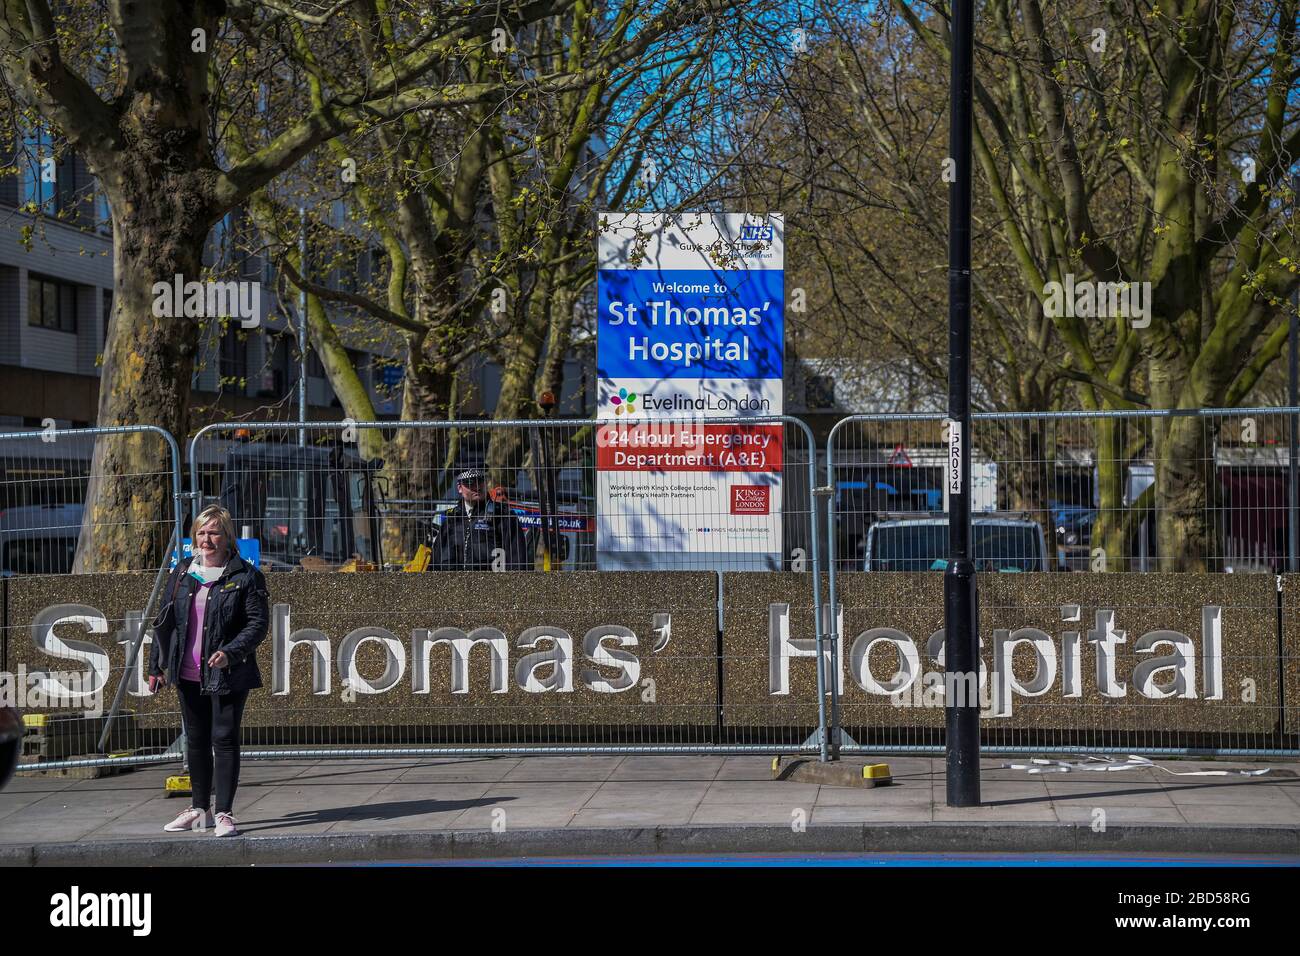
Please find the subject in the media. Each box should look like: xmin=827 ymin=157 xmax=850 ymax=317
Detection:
xmin=30 ymin=604 xmax=110 ymax=702
xmin=581 ymin=626 xmax=640 ymax=693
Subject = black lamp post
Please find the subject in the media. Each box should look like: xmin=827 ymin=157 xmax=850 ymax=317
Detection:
xmin=945 ymin=0 xmax=981 ymax=808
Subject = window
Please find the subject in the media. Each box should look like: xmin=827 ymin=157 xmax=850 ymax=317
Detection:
xmin=102 ymin=290 xmax=113 ymax=345
xmin=804 ymin=374 xmax=836 ymax=409
xmin=27 ymin=274 xmax=77 ymax=332
xmin=0 ymin=130 xmax=17 ymax=206
xmin=17 ymin=124 xmax=89 ymax=224
xmin=366 ymin=248 xmax=386 ymax=288
xmin=375 ymin=359 xmax=404 ymax=393
xmin=239 ymin=247 xmax=262 ymax=280
xmin=227 ymin=209 xmax=262 ymax=279
xmin=55 ymin=152 xmax=77 ymax=218
xmin=219 ymin=326 xmax=248 ymax=388
xmin=94 ymin=188 xmax=111 ymax=235
xmin=260 ymin=331 xmax=294 ymax=397
xmin=18 ymin=125 xmax=53 ymax=209
xmin=337 ymin=249 xmax=358 ymax=294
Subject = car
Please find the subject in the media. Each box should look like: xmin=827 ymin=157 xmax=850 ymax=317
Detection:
xmin=864 ymin=513 xmax=1050 ymax=572
xmin=1053 ymin=508 xmax=1098 ymax=571
xmin=1054 ymin=506 xmax=1097 ymax=547
xmin=0 ymin=706 xmax=21 ymax=791
xmin=0 ymin=503 xmax=82 ymax=576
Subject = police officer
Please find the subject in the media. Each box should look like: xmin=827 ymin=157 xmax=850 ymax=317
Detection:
xmin=428 ymin=468 xmax=531 ymax=570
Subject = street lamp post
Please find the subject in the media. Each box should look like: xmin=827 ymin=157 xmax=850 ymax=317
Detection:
xmin=1289 ymin=173 xmax=1298 ymax=572
xmin=298 ymin=206 xmax=308 ymax=448
xmin=945 ymin=0 xmax=981 ymax=807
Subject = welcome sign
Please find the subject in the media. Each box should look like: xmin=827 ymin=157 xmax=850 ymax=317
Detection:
xmin=595 ymin=212 xmax=785 ymax=570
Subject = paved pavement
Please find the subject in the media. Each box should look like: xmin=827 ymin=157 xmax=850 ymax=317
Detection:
xmin=2 ymin=754 xmax=1298 ymax=863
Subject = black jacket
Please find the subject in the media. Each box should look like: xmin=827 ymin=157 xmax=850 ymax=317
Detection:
xmin=147 ymin=554 xmax=271 ymax=695
xmin=428 ymin=500 xmax=531 ymax=571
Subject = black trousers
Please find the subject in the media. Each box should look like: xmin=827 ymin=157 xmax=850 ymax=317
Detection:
xmin=177 ymin=680 xmax=249 ymax=814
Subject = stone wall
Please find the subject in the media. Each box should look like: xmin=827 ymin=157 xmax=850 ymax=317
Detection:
xmin=3 ymin=571 xmax=1293 ymax=742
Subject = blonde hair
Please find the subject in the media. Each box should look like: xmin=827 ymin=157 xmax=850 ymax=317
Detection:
xmin=191 ymin=504 xmax=238 ymax=560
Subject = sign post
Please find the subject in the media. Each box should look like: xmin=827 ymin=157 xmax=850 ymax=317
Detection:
xmin=946 ymin=0 xmax=981 ymax=807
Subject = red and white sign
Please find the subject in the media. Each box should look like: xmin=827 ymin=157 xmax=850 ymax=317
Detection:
xmin=730 ymin=485 xmax=771 ymax=515
xmin=596 ymin=423 xmax=782 ymax=472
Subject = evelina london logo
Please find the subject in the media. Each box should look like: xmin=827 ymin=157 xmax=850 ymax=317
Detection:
xmin=608 ymin=387 xmax=638 ymax=415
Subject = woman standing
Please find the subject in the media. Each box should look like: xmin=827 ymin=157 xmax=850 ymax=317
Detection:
xmin=148 ymin=504 xmax=270 ymax=836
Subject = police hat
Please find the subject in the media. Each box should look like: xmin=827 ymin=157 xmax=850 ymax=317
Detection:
xmin=456 ymin=468 xmax=486 ymax=484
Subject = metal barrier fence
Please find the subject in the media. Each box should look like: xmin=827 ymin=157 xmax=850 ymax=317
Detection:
xmin=8 ymin=408 xmax=1300 ymax=771
xmin=0 ymin=424 xmax=187 ymax=771
xmin=3 ymin=415 xmax=828 ymax=768
xmin=828 ymin=407 xmax=1300 ymax=575
xmin=0 ymin=424 xmax=185 ymax=576
xmin=179 ymin=416 xmax=827 ymax=757
xmin=186 ymin=416 xmax=819 ymax=576
xmin=825 ymin=407 xmax=1300 ymax=757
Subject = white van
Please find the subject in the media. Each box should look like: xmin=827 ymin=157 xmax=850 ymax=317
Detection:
xmin=864 ymin=513 xmax=1049 ymax=572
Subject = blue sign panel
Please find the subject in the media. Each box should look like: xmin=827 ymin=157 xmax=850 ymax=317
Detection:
xmin=597 ymin=269 xmax=784 ymax=380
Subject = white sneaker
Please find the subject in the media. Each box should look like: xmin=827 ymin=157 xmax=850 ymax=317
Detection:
xmin=164 ymin=807 xmax=213 ymax=832
xmin=214 ymin=812 xmax=239 ymax=837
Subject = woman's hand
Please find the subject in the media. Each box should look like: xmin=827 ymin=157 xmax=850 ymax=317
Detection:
xmin=207 ymin=650 xmax=229 ymax=669
xmin=148 ymin=674 xmax=166 ymax=693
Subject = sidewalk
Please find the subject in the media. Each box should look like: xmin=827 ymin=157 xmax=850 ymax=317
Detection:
xmin=2 ymin=754 xmax=1298 ymax=864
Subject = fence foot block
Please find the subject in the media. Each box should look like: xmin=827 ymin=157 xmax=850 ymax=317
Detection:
xmin=772 ymin=755 xmax=892 ymax=788
xmin=165 ymin=774 xmax=191 ymax=797
xmin=17 ymin=752 xmax=138 ymax=780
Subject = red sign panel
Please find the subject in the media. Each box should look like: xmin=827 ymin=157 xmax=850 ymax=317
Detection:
xmin=596 ymin=423 xmax=783 ymax=472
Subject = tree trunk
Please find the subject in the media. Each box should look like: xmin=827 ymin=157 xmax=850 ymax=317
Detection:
xmin=1090 ymin=414 xmax=1130 ymax=572
xmin=1154 ymin=414 xmax=1216 ymax=571
xmin=379 ymin=335 xmax=453 ymax=564
xmin=485 ymin=284 xmax=550 ymax=479
xmin=73 ymin=219 xmax=203 ymax=572
xmin=539 ymin=282 xmax=576 ymax=401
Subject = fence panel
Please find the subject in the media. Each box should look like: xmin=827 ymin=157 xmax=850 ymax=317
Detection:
xmin=1 ymin=425 xmax=186 ymax=772
xmin=824 ymin=408 xmax=1300 ymax=757
xmin=20 ymin=415 xmax=812 ymax=759
xmin=974 ymin=407 xmax=1300 ymax=574
xmin=187 ymin=417 xmax=818 ymax=576
xmin=0 ymin=424 xmax=184 ymax=576
xmin=8 ymin=416 xmax=825 ymax=769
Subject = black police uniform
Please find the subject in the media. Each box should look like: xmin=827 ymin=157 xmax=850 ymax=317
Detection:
xmin=428 ymin=498 xmax=531 ymax=570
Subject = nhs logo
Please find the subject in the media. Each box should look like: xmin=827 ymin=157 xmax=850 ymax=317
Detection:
xmin=739 ymin=224 xmax=773 ymax=242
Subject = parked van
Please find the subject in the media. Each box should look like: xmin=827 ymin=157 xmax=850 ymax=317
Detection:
xmin=864 ymin=513 xmax=1049 ymax=572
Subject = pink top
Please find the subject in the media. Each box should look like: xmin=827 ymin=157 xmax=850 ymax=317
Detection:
xmin=179 ymin=579 xmax=217 ymax=682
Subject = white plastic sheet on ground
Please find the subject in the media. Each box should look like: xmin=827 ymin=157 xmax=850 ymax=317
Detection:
xmin=1000 ymin=754 xmax=1272 ymax=776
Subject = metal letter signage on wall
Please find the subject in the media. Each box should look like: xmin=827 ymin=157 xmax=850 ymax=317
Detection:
xmin=5 ymin=572 xmax=1288 ymax=741
xmin=595 ymin=212 xmax=785 ymax=570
